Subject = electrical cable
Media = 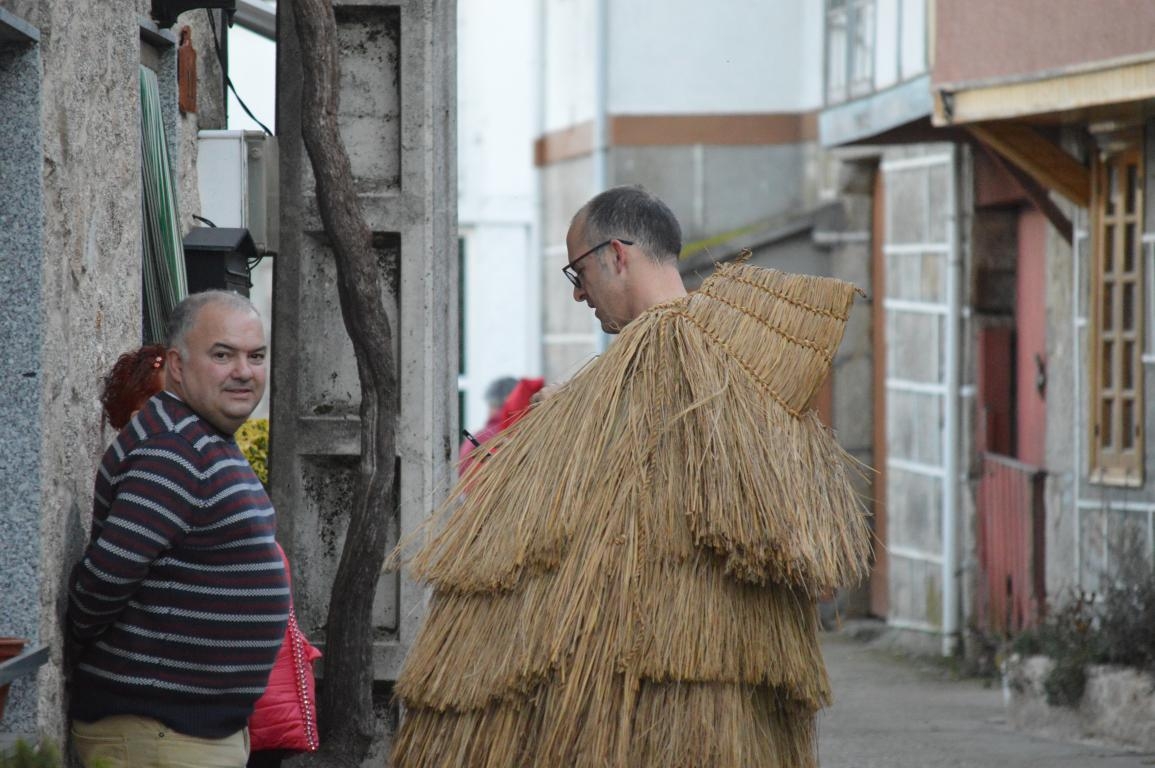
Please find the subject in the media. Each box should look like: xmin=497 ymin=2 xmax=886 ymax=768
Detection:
xmin=205 ymin=9 xmax=273 ymax=136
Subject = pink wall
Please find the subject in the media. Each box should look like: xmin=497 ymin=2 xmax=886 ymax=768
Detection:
xmin=935 ymin=0 xmax=1155 ymax=87
xmin=1015 ymin=209 xmax=1048 ymax=468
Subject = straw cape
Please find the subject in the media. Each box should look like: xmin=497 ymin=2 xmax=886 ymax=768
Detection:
xmin=392 ymin=261 xmax=873 ymax=767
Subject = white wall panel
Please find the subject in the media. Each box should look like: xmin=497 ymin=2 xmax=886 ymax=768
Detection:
xmin=607 ymin=0 xmax=821 ymax=114
xmin=543 ymin=0 xmax=597 ymax=131
xmin=874 ymin=0 xmax=899 ymax=90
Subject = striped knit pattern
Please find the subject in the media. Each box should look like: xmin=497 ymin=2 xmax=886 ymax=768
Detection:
xmin=67 ymin=392 xmax=290 ymax=739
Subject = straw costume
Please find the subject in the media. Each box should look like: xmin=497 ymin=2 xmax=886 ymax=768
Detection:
xmin=392 ymin=261 xmax=873 ymax=767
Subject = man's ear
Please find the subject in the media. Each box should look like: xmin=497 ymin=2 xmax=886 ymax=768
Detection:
xmin=610 ymin=238 xmax=630 ymax=272
xmin=165 ymin=348 xmax=183 ymax=386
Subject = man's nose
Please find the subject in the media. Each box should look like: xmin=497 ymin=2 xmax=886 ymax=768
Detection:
xmin=573 ymin=283 xmax=586 ymax=303
xmin=232 ymin=356 xmax=253 ymax=380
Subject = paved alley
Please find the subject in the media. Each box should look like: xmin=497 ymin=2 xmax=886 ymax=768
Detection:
xmin=817 ymin=633 xmax=1155 ymax=768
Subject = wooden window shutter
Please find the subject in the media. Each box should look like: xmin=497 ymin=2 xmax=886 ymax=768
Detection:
xmin=1089 ymin=139 xmax=1145 ymax=486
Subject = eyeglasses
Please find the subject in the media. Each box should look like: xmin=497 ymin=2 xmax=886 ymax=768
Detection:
xmin=562 ymin=239 xmax=634 ymax=289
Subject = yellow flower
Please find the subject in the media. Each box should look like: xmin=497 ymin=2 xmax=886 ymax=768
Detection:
xmin=236 ymin=418 xmax=270 ymax=486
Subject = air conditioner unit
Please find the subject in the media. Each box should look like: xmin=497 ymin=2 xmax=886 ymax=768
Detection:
xmin=196 ymin=130 xmax=279 ymax=255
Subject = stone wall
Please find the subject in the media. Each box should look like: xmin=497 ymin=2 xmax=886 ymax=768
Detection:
xmin=0 ymin=0 xmax=221 ymax=743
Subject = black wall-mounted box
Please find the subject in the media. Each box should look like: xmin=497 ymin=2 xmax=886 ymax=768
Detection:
xmin=183 ymin=226 xmax=255 ymax=297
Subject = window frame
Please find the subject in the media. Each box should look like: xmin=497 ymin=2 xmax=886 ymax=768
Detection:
xmin=1089 ymin=135 xmax=1145 ymax=487
xmin=824 ymin=0 xmax=876 ymax=105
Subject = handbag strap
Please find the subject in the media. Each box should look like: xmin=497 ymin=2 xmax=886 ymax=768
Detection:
xmin=287 ymin=607 xmax=319 ymax=751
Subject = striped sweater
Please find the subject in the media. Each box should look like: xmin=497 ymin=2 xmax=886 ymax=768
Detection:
xmin=67 ymin=392 xmax=290 ymax=738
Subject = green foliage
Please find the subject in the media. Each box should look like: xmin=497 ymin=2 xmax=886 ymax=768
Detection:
xmin=1013 ymin=590 xmax=1102 ymax=707
xmin=236 ymin=418 xmax=270 ymax=486
xmin=1097 ymin=565 xmax=1155 ymax=670
xmin=1013 ymin=563 xmax=1155 ymax=708
xmin=1043 ymin=652 xmax=1090 ymax=708
xmin=0 ymin=739 xmax=113 ymax=768
xmin=0 ymin=740 xmax=61 ymax=768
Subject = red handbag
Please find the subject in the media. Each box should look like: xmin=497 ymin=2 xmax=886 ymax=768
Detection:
xmin=249 ymin=545 xmax=322 ymax=753
xmin=249 ymin=606 xmax=321 ymax=752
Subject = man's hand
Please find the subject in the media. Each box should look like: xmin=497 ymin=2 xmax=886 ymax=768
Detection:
xmin=63 ymin=627 xmax=86 ymax=684
xmin=530 ymin=383 xmax=559 ymax=406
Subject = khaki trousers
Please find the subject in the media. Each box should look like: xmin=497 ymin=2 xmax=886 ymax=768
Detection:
xmin=72 ymin=715 xmax=249 ymax=768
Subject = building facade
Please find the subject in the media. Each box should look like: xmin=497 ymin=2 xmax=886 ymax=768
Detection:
xmin=932 ymin=0 xmax=1155 ymax=607
xmin=821 ymin=0 xmax=1155 ymax=656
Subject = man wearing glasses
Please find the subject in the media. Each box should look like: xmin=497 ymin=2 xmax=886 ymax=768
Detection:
xmin=391 ymin=183 xmax=869 ymax=768
xmin=562 ymin=185 xmax=687 ymax=334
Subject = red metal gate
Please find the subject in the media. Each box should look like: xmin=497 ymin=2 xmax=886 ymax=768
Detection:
xmin=975 ymin=453 xmax=1046 ymax=636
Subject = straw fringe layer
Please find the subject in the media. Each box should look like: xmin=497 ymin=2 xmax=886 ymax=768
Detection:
xmin=406 ymin=266 xmax=870 ymax=595
xmin=393 ymin=679 xmax=819 ymax=768
xmin=396 ymin=555 xmax=831 ymax=713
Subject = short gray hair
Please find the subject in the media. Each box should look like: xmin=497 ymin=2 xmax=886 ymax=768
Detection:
xmin=573 ymin=185 xmax=682 ymax=264
xmin=165 ymin=290 xmax=259 ymax=355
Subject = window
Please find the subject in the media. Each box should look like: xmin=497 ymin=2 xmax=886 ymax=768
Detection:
xmin=825 ymin=0 xmax=875 ymax=104
xmin=825 ymin=1 xmax=848 ymax=103
xmin=1090 ymin=138 xmax=1145 ymax=486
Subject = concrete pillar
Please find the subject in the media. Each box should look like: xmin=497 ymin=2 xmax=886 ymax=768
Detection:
xmin=272 ymin=0 xmax=456 ymax=754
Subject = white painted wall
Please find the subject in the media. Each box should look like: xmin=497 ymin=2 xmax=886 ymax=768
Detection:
xmin=534 ymin=0 xmax=830 ymax=384
xmin=541 ymin=0 xmax=598 ymax=132
xmin=459 ymin=0 xmax=542 ymax=431
xmin=607 ymin=0 xmax=823 ymax=114
xmin=798 ymin=2 xmax=826 ymax=109
xmin=538 ymin=0 xmax=829 ymax=124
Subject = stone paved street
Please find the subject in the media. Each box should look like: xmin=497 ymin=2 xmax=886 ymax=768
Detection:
xmin=817 ymin=632 xmax=1155 ymax=767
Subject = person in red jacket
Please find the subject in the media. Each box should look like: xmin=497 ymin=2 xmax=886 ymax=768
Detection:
xmin=457 ymin=376 xmax=516 ymax=476
xmin=459 ymin=376 xmax=545 ymax=477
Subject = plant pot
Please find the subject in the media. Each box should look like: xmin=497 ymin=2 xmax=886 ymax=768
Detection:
xmin=0 ymin=637 xmax=27 ymax=723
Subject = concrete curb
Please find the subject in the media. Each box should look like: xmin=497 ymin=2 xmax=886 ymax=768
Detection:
xmin=1006 ymin=654 xmax=1155 ymax=751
